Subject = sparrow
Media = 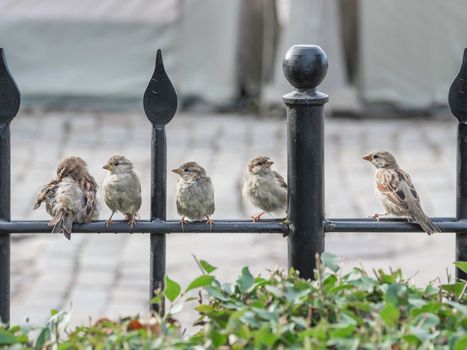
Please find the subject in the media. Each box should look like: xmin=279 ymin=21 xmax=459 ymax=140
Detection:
xmin=33 ymin=156 xmax=98 ymax=240
xmin=243 ymin=156 xmax=287 ymax=222
xmin=172 ymin=162 xmax=215 ymax=231
xmin=363 ymin=150 xmax=440 ymax=235
xmin=102 ymin=155 xmax=142 ymax=229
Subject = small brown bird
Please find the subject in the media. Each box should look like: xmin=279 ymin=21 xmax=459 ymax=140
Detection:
xmin=102 ymin=155 xmax=142 ymax=229
xmin=33 ymin=156 xmax=98 ymax=240
xmin=172 ymin=162 xmax=215 ymax=230
xmin=363 ymin=150 xmax=440 ymax=235
xmin=243 ymin=156 xmax=287 ymax=222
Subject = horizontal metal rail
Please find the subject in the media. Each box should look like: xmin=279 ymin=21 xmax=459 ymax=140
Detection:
xmin=0 ymin=219 xmax=287 ymax=234
xmin=0 ymin=218 xmax=466 ymax=234
xmin=325 ymin=218 xmax=467 ymax=232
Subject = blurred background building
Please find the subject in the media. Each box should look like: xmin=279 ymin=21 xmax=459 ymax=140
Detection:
xmin=1 ymin=0 xmax=466 ymax=116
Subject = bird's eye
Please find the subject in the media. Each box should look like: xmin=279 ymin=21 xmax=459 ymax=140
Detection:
xmin=114 ymin=161 xmax=120 ymax=166
xmin=373 ymin=155 xmax=379 ymax=159
xmin=184 ymin=168 xmax=189 ymax=172
xmin=257 ymin=162 xmax=263 ymax=166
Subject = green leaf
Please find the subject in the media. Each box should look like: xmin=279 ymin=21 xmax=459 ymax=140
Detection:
xmin=385 ymin=284 xmax=408 ymax=306
xmin=330 ymin=323 xmax=356 ymax=338
xmin=265 ymin=285 xmax=283 ymax=298
xmin=195 ymin=304 xmax=214 ymax=313
xmin=237 ymin=266 xmax=254 ymax=293
xmin=237 ymin=324 xmax=251 ymax=340
xmin=446 ymin=300 xmax=467 ymax=316
xmin=164 ymin=275 xmax=181 ymax=302
xmin=199 ymin=260 xmax=217 ymax=274
xmin=210 ymin=330 xmax=227 ymax=347
xmin=242 ymin=311 xmax=261 ymax=328
xmin=285 ymin=286 xmax=311 ymax=303
xmin=424 ymin=284 xmax=438 ymax=295
xmin=408 ymin=298 xmax=427 ymax=307
xmin=149 ymin=295 xmax=161 ymax=304
xmin=205 ymin=286 xmax=230 ymax=301
xmin=252 ymin=308 xmax=278 ymax=322
xmin=35 ymin=327 xmax=51 ymax=349
xmin=454 ymin=261 xmax=467 ymax=274
xmin=413 ymin=313 xmax=439 ymax=329
xmin=409 ymin=326 xmax=432 ymax=342
xmin=15 ymin=334 xmax=29 ymax=344
xmin=222 ymin=282 xmax=234 ymax=294
xmin=186 ymin=275 xmax=215 ymax=292
xmin=0 ymin=331 xmax=17 ymax=345
xmin=169 ymin=302 xmax=184 ymax=315
xmin=50 ymin=309 xmax=59 ymax=316
xmin=454 ymin=335 xmax=467 ymax=350
xmin=323 ymin=274 xmax=338 ymax=293
xmin=441 ymin=282 xmax=465 ymax=299
xmin=321 ymin=252 xmax=340 ymax=272
xmin=402 ymin=334 xmax=420 ymax=346
xmin=254 ymin=324 xmax=278 ymax=348
xmin=380 ymin=303 xmax=400 ymax=327
xmin=291 ymin=316 xmax=309 ymax=330
xmin=347 ymin=274 xmax=376 ymax=292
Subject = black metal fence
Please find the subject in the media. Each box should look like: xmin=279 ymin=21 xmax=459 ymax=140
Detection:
xmin=0 ymin=45 xmax=466 ymax=324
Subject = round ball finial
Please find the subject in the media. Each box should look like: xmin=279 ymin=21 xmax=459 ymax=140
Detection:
xmin=283 ymin=45 xmax=328 ymax=91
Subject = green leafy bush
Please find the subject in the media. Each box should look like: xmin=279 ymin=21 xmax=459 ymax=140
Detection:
xmin=1 ymin=254 xmax=466 ymax=349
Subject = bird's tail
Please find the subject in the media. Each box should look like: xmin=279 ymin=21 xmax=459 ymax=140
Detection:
xmin=413 ymin=211 xmax=440 ymax=236
xmin=48 ymin=211 xmax=73 ymax=240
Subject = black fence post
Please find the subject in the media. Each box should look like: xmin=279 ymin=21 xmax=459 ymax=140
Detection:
xmin=449 ymin=48 xmax=467 ymax=280
xmin=283 ymin=45 xmax=328 ymax=279
xmin=0 ymin=48 xmax=20 ymax=324
xmin=144 ymin=50 xmax=177 ymax=314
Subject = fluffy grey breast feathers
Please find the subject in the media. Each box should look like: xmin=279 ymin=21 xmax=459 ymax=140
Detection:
xmin=243 ymin=156 xmax=287 ymax=222
xmin=102 ymin=155 xmax=142 ymax=229
xmin=172 ymin=161 xmax=215 ymax=231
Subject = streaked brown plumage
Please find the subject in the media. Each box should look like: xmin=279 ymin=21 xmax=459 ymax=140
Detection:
xmin=363 ymin=150 xmax=440 ymax=235
xmin=102 ymin=155 xmax=142 ymax=229
xmin=243 ymin=156 xmax=287 ymax=222
xmin=33 ymin=156 xmax=98 ymax=239
xmin=172 ymin=161 xmax=215 ymax=231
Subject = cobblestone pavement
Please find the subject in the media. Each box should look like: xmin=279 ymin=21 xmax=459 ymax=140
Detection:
xmin=9 ymin=111 xmax=457 ymax=326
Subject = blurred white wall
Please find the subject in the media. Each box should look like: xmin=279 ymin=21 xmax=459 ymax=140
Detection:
xmin=173 ymin=0 xmax=242 ymax=106
xmin=0 ymin=0 xmax=179 ymax=107
xmin=359 ymin=0 xmax=467 ymax=110
xmin=0 ymin=0 xmax=466 ymax=113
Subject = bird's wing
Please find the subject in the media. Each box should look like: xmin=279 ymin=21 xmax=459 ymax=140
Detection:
xmin=377 ymin=169 xmax=419 ymax=211
xmin=395 ymin=170 xmax=439 ymax=234
xmin=176 ymin=196 xmax=183 ymax=214
xmin=33 ymin=179 xmax=60 ymax=209
xmin=396 ymin=169 xmax=420 ymax=203
xmin=273 ymin=171 xmax=287 ymax=189
xmin=81 ymin=175 xmax=98 ymax=219
xmin=130 ymin=172 xmax=142 ymax=207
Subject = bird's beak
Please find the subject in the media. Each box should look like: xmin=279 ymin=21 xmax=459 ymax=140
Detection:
xmin=103 ymin=164 xmax=111 ymax=170
xmin=266 ymin=160 xmax=274 ymax=166
xmin=171 ymin=168 xmax=181 ymax=175
xmin=362 ymin=154 xmax=372 ymax=161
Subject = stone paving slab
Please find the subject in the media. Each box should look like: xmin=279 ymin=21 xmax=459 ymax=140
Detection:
xmin=8 ymin=111 xmax=458 ymax=327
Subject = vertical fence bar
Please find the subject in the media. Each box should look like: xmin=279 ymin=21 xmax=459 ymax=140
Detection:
xmin=449 ymin=48 xmax=467 ymax=280
xmin=283 ymin=45 xmax=328 ymax=279
xmin=0 ymin=125 xmax=10 ymax=325
xmin=144 ymin=50 xmax=177 ymax=314
xmin=0 ymin=48 xmax=20 ymax=324
xmin=150 ymin=127 xmax=167 ymax=314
